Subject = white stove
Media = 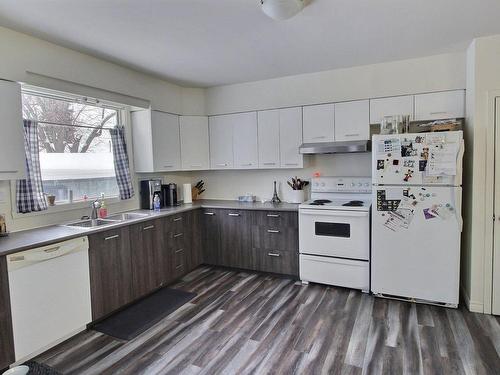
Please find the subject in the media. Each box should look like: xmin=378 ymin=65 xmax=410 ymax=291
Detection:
xmin=299 ymin=177 xmax=372 ymax=292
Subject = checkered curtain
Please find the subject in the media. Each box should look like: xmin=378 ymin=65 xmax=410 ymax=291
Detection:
xmin=110 ymin=125 xmax=135 ymax=200
xmin=16 ymin=120 xmax=48 ymax=213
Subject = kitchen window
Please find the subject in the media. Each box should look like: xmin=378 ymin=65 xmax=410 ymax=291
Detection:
xmin=21 ymin=89 xmax=121 ymax=204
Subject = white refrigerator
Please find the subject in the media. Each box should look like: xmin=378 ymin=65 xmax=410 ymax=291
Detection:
xmin=371 ymin=130 xmax=464 ymax=306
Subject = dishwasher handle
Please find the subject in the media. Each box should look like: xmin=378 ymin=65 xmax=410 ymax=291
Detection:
xmin=7 ymin=237 xmax=89 ymax=271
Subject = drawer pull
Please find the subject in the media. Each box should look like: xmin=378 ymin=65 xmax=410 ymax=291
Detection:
xmin=267 ymin=229 xmax=280 ymax=233
xmin=175 ymin=264 xmax=183 ymax=269
xmin=268 ymin=252 xmax=281 ymax=257
xmin=228 ymin=213 xmax=240 ymax=217
xmin=284 ymin=163 xmax=298 ymax=166
xmin=105 ymin=234 xmax=119 ymax=241
xmin=429 ymin=111 xmax=448 ymax=115
xmin=174 ymin=233 xmax=183 ymax=238
xmin=175 ymin=248 xmax=184 ymax=253
xmin=344 ymin=133 xmax=360 ymax=137
xmin=173 ymin=217 xmax=182 ymax=222
xmin=263 ymin=162 xmax=276 ymax=166
xmin=216 ymin=163 xmax=228 ymax=167
xmin=204 ymin=212 xmax=215 ymax=216
xmin=143 ymin=225 xmax=155 ymax=231
xmin=267 ymin=214 xmax=280 ymax=218
xmin=0 ymin=170 xmax=18 ymax=173
xmin=163 ymin=165 xmax=174 ymax=168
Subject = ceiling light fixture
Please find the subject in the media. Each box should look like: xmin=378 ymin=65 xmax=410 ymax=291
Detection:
xmin=260 ymin=0 xmax=305 ymax=21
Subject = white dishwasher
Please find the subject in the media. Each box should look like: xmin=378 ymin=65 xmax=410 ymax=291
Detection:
xmin=7 ymin=236 xmax=92 ymax=363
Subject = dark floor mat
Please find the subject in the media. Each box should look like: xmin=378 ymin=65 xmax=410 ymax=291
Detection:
xmin=24 ymin=361 xmax=61 ymax=375
xmin=93 ymin=287 xmax=196 ymax=340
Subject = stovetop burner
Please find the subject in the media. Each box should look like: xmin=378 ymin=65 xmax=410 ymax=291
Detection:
xmin=312 ymin=199 xmax=332 ymax=204
xmin=342 ymin=200 xmax=364 ymax=207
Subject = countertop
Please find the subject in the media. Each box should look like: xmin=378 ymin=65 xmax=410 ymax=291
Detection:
xmin=0 ymin=199 xmax=298 ymax=257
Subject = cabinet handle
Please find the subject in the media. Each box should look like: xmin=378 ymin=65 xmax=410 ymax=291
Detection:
xmin=0 ymin=170 xmax=18 ymax=173
xmin=228 ymin=213 xmax=240 ymax=217
xmin=204 ymin=212 xmax=215 ymax=216
xmin=267 ymin=214 xmax=280 ymax=218
xmin=267 ymin=229 xmax=280 ymax=233
xmin=105 ymin=234 xmax=119 ymax=241
xmin=173 ymin=217 xmax=182 ymax=222
xmin=263 ymin=162 xmax=276 ymax=166
xmin=284 ymin=163 xmax=298 ymax=166
xmin=241 ymin=163 xmax=253 ymax=167
xmin=175 ymin=248 xmax=184 ymax=253
xmin=216 ymin=163 xmax=228 ymax=167
xmin=175 ymin=264 xmax=183 ymax=269
xmin=268 ymin=252 xmax=281 ymax=257
xmin=163 ymin=165 xmax=174 ymax=168
xmin=430 ymin=111 xmax=448 ymax=115
xmin=190 ymin=164 xmax=202 ymax=168
xmin=174 ymin=233 xmax=183 ymax=238
xmin=143 ymin=225 xmax=155 ymax=231
xmin=344 ymin=133 xmax=360 ymax=137
xmin=312 ymin=136 xmax=326 ymax=139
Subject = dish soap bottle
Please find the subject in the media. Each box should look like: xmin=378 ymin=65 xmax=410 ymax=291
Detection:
xmin=153 ymin=193 xmax=161 ymax=212
xmin=99 ymin=193 xmax=108 ymax=218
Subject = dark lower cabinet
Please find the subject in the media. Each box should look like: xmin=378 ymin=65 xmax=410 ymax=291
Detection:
xmin=219 ymin=210 xmax=253 ymax=269
xmin=185 ymin=210 xmax=202 ymax=272
xmin=0 ymin=256 xmax=15 ymax=369
xmin=130 ymin=219 xmax=165 ymax=300
xmin=163 ymin=213 xmax=188 ymax=279
xmin=88 ymin=227 xmax=133 ymax=321
xmin=201 ymin=208 xmax=222 ymax=265
xmin=253 ymin=249 xmax=299 ymax=276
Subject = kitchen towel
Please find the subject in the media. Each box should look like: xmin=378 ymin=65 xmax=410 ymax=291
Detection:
xmin=183 ymin=183 xmax=192 ymax=203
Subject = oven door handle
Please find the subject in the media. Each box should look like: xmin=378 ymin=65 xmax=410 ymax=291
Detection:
xmin=299 ymin=209 xmax=369 ymax=217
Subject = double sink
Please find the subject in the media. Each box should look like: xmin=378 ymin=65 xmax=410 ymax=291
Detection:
xmin=64 ymin=212 xmax=150 ymax=228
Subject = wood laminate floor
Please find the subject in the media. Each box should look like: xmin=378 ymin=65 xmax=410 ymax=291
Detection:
xmin=34 ymin=266 xmax=500 ymax=375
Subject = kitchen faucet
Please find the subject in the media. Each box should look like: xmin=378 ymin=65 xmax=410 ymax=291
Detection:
xmin=90 ymin=200 xmax=101 ymax=220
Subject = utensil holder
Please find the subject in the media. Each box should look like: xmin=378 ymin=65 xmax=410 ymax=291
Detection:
xmin=289 ymin=190 xmax=305 ymax=203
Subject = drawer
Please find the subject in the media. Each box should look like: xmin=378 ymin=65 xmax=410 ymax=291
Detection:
xmin=252 ymin=226 xmax=298 ymax=252
xmin=173 ymin=248 xmax=186 ymax=277
xmin=254 ymin=248 xmax=298 ymax=276
xmin=165 ymin=213 xmax=185 ymax=233
xmin=299 ymin=254 xmax=368 ymax=291
xmin=167 ymin=231 xmax=185 ymax=249
xmin=252 ymin=211 xmax=298 ymax=228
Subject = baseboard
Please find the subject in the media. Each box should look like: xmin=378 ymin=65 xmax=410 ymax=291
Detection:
xmin=461 ymin=284 xmax=484 ymax=313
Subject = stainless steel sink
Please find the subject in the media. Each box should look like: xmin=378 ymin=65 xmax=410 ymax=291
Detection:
xmin=64 ymin=218 xmax=121 ymax=228
xmin=107 ymin=212 xmax=150 ymax=221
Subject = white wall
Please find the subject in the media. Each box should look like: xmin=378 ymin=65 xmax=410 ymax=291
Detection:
xmin=462 ymin=34 xmax=500 ymax=313
xmin=0 ymin=26 xmax=205 ymax=232
xmin=206 ymin=52 xmax=466 ymax=115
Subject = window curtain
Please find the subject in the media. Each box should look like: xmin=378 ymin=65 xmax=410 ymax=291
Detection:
xmin=16 ymin=120 xmax=48 ymax=213
xmin=110 ymin=125 xmax=135 ymax=200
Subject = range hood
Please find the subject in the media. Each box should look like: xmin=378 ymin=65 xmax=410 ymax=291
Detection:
xmin=299 ymin=140 xmax=371 ymax=154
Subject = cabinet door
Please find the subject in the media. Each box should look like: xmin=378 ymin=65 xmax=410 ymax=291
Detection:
xmin=220 ymin=210 xmax=253 ymax=269
xmin=164 ymin=214 xmax=187 ymax=279
xmin=180 ymin=116 xmax=210 ymax=170
xmin=0 ymin=81 xmax=26 ymax=180
xmin=280 ymin=107 xmax=303 ymax=168
xmin=0 ymin=257 xmax=14 ymax=369
xmin=201 ymin=209 xmax=222 ymax=265
xmin=151 ymin=111 xmax=181 ymax=171
xmin=370 ymin=95 xmax=414 ymax=124
xmin=233 ymin=112 xmax=258 ymax=169
xmin=414 ymin=90 xmax=465 ymax=121
xmin=334 ymin=100 xmax=370 ymax=141
xmin=185 ymin=210 xmax=202 ymax=272
xmin=88 ymin=227 xmax=133 ymax=320
xmin=130 ymin=219 xmax=164 ymax=299
xmin=258 ymin=110 xmax=280 ymax=169
xmin=302 ymin=103 xmax=335 ymax=143
xmin=209 ymin=115 xmax=234 ymax=169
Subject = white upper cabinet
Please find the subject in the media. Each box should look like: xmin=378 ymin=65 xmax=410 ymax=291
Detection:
xmin=279 ymin=107 xmax=303 ymax=168
xmin=258 ymin=110 xmax=280 ymax=169
xmin=209 ymin=114 xmax=234 ymax=169
xmin=233 ymin=112 xmax=258 ymax=169
xmin=370 ymin=95 xmax=414 ymax=124
xmin=180 ymin=116 xmax=209 ymax=170
xmin=0 ymin=80 xmax=25 ymax=180
xmin=414 ymin=90 xmax=465 ymax=121
xmin=131 ymin=109 xmax=181 ymax=172
xmin=303 ymin=103 xmax=335 ymax=143
xmin=334 ymin=100 xmax=370 ymax=141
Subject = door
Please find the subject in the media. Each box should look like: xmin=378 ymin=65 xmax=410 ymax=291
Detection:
xmin=152 ymin=111 xmax=181 ymax=171
xmin=233 ymin=112 xmax=258 ymax=169
xmin=180 ymin=116 xmax=210 ymax=170
xmin=414 ymin=90 xmax=465 ymax=121
xmin=369 ymin=95 xmax=414 ymax=124
xmin=372 ymin=131 xmax=464 ymax=186
xmin=303 ymin=103 xmax=335 ymax=143
xmin=493 ymin=98 xmax=500 ymax=314
xmin=371 ymin=186 xmax=462 ymax=305
xmin=334 ymin=100 xmax=370 ymax=141
xmin=209 ymin=115 xmax=234 ymax=169
xmin=258 ymin=109 xmax=280 ymax=168
xmin=280 ymin=107 xmax=303 ymax=168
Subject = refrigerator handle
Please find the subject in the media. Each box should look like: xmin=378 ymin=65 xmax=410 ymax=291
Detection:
xmin=455 ymin=139 xmax=465 ymax=186
xmin=455 ymin=188 xmax=463 ymax=232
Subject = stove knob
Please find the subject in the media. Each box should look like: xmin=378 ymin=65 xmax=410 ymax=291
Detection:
xmin=364 ymin=182 xmax=370 ymax=187
xmin=358 ymin=183 xmax=363 ymax=187
xmin=321 ymin=183 xmax=326 ymax=187
xmin=351 ymin=182 xmax=356 ymax=187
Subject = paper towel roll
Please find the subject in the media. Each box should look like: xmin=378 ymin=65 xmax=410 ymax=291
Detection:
xmin=183 ymin=183 xmax=192 ymax=204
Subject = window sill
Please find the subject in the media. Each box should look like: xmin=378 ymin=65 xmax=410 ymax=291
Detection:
xmin=11 ymin=197 xmax=122 ymax=219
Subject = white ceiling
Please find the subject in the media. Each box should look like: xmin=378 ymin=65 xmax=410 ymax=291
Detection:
xmin=1 ymin=0 xmax=500 ymax=87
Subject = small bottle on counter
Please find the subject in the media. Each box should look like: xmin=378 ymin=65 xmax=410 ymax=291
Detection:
xmin=153 ymin=193 xmax=161 ymax=212
xmin=99 ymin=193 xmax=108 ymax=218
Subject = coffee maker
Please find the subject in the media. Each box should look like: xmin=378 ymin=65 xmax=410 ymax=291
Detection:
xmin=140 ymin=179 xmax=162 ymax=210
xmin=162 ymin=183 xmax=178 ymax=207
